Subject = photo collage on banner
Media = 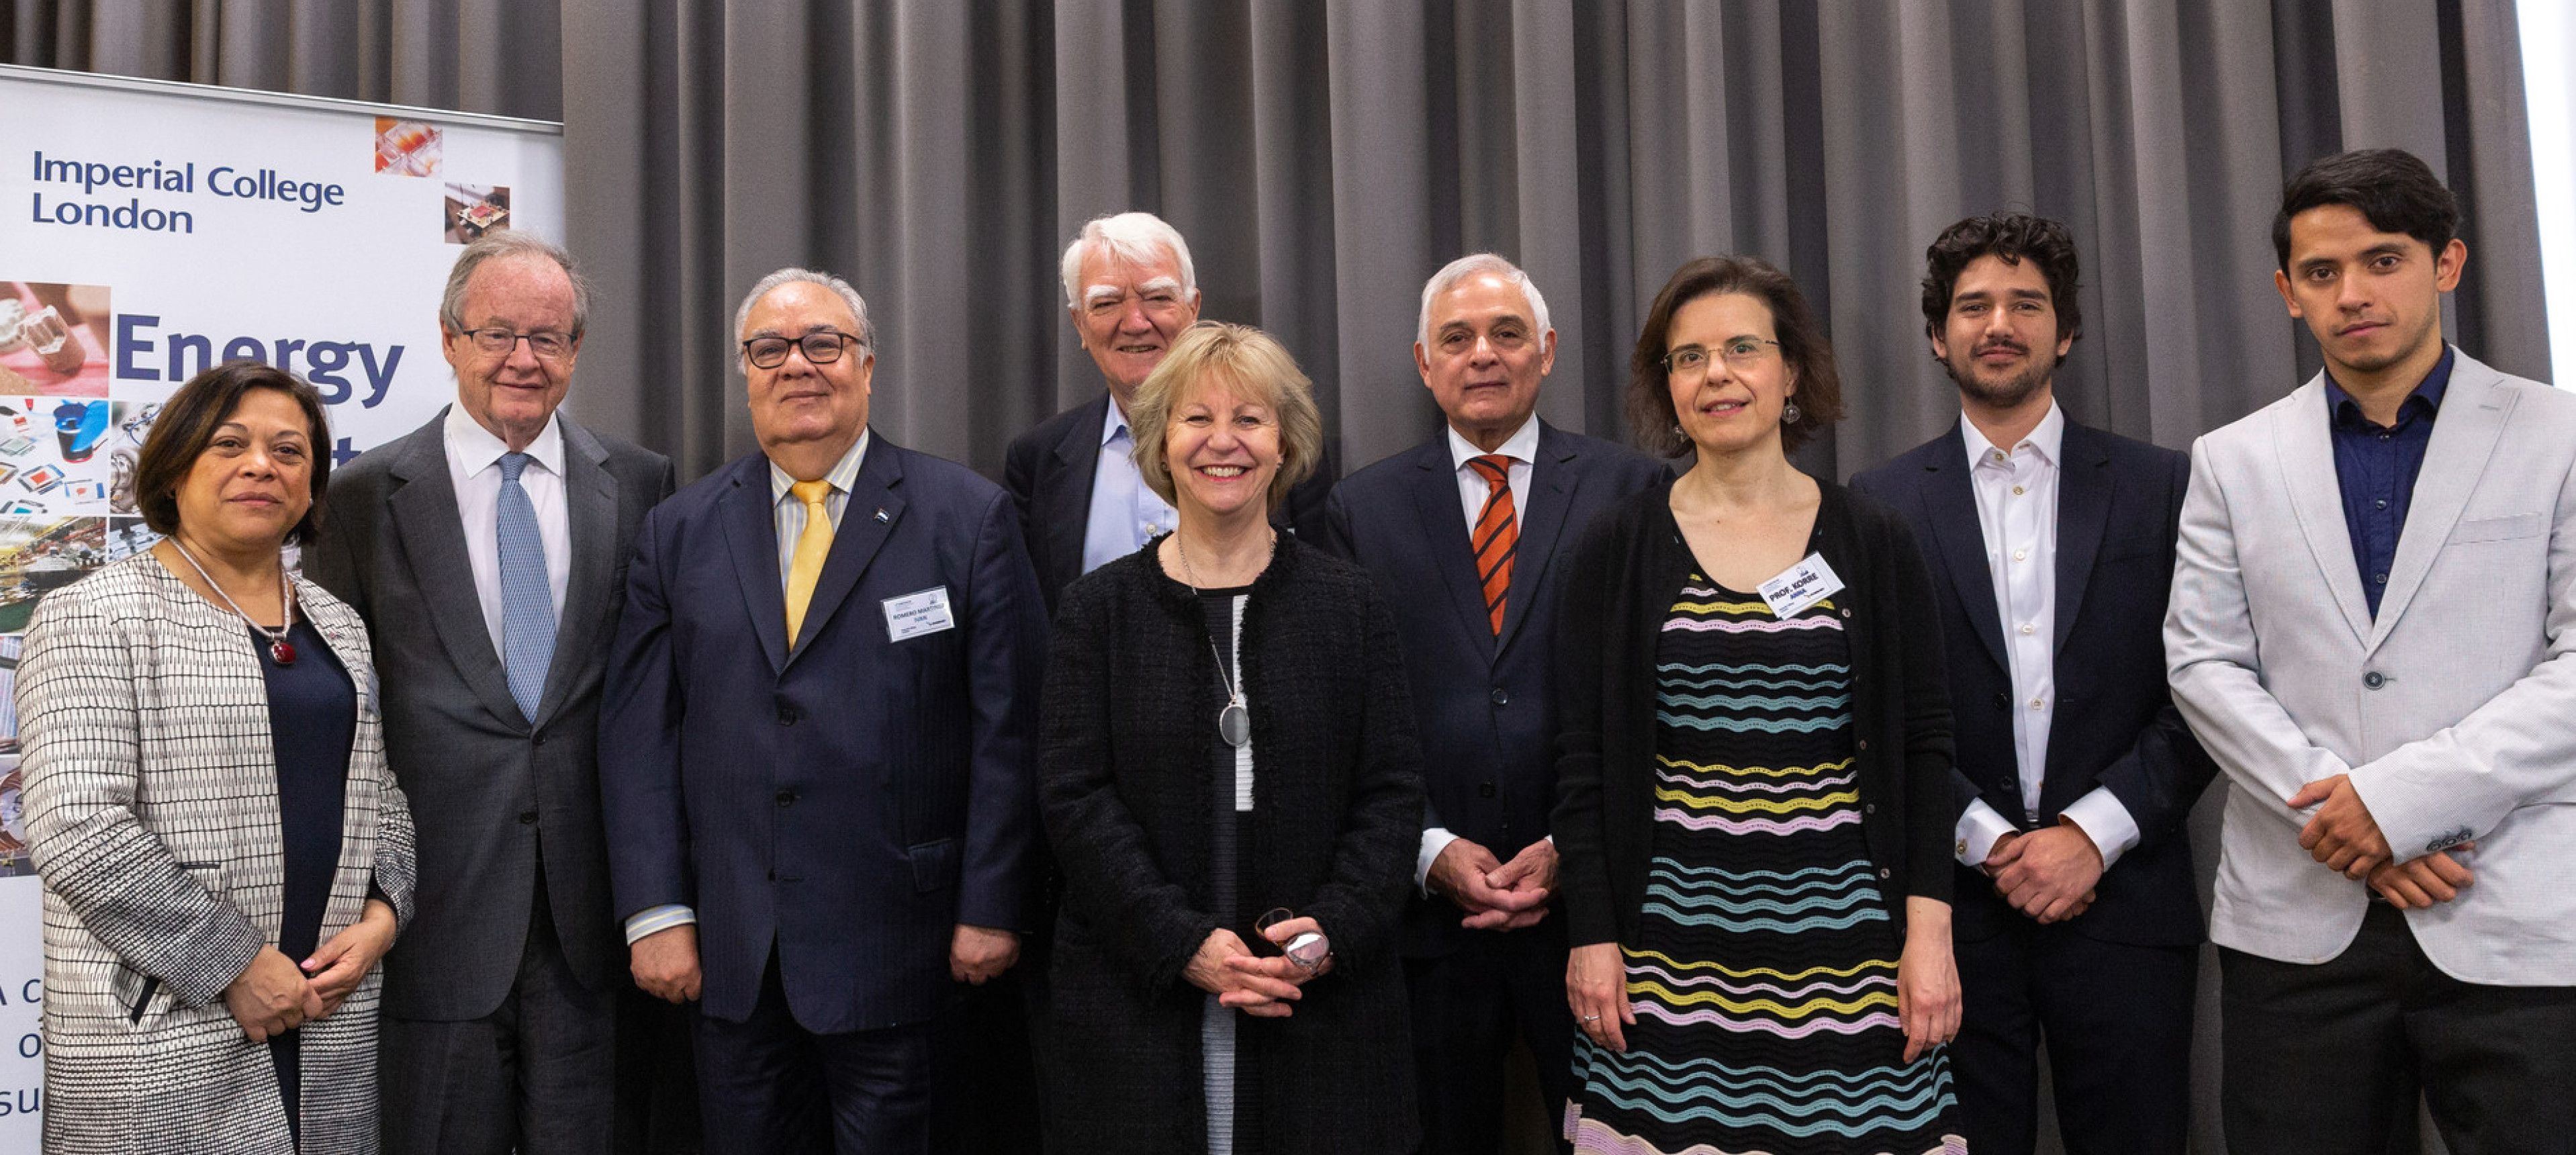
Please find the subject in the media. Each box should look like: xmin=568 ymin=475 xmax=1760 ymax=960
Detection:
xmin=0 ymin=64 xmax=563 ymax=1140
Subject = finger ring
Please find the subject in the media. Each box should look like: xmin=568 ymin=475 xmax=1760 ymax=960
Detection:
xmin=1581 ymin=1013 xmax=1601 ymax=1022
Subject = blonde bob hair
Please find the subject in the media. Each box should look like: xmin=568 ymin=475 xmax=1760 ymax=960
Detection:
xmin=1128 ymin=321 xmax=1323 ymax=512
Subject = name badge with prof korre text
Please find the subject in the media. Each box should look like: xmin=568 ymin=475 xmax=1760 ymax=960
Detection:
xmin=883 ymin=586 xmax=956 ymax=642
xmin=1757 ymin=553 xmax=1845 ymax=620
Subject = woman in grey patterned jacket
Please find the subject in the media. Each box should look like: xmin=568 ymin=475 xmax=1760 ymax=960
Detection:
xmin=15 ymin=361 xmax=416 ymax=1154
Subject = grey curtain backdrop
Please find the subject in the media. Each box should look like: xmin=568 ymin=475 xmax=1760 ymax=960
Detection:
xmin=10 ymin=3 xmax=2548 ymax=1153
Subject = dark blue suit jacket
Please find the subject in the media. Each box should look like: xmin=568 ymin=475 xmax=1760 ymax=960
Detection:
xmin=1322 ymin=420 xmax=1669 ymax=958
xmin=1851 ymin=420 xmax=2215 ymax=948
xmin=599 ymin=436 xmax=1048 ymax=1031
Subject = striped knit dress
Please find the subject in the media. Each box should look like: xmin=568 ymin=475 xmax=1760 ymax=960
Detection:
xmin=1566 ymin=573 xmax=1966 ymax=1155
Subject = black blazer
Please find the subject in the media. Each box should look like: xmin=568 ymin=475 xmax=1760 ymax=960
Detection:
xmin=1553 ymin=479 xmax=1957 ymax=948
xmin=1037 ymin=535 xmax=1424 ymax=1154
xmin=1005 ymin=393 xmax=1338 ymax=614
xmin=1851 ymin=421 xmax=2216 ymax=947
xmin=1322 ymin=421 xmax=1668 ymax=958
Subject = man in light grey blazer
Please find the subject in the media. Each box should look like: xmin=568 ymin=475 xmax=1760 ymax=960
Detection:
xmin=305 ymin=232 xmax=676 ymax=1155
xmin=2166 ymin=148 xmax=2576 ymax=1153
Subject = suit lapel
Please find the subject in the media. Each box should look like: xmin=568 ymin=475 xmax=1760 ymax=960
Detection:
xmin=537 ymin=416 xmax=618 ymax=726
xmin=2368 ymin=355 xmax=2513 ymax=652
xmin=1044 ymin=395 xmax=1109 ymax=592
xmin=786 ymin=436 xmax=907 ymax=671
xmin=2273 ymin=377 xmax=2375 ymax=647
xmin=1408 ymin=439 xmax=1497 ymax=664
xmin=2051 ymin=424 xmax=2112 ymax=657
xmin=383 ymin=412 xmax=526 ymax=728
xmin=1918 ymin=429 xmax=2010 ymax=675
xmin=720 ymin=456 xmax=792 ymax=675
xmin=1496 ymin=422 xmax=1577 ymax=654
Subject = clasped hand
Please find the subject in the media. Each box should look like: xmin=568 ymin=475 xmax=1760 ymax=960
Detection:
xmin=224 ymin=897 xmax=398 ymax=1042
xmin=1984 ymin=826 xmax=2100 ymax=924
xmin=2287 ymin=774 xmax=2475 ymax=907
xmin=1428 ymin=837 xmax=1555 ymax=931
xmin=1186 ymin=917 xmax=1334 ymax=1018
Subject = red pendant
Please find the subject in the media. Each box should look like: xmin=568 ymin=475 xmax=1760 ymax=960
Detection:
xmin=270 ymin=639 xmax=297 ymax=665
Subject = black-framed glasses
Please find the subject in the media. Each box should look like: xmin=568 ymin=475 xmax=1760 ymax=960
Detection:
xmin=742 ymin=331 xmax=861 ymax=369
xmin=457 ymin=326 xmax=574 ymax=361
xmin=1661 ymin=338 xmax=1780 ymax=375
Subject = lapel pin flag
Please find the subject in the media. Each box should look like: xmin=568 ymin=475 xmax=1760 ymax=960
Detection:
xmin=873 ymin=508 xmax=890 ymax=523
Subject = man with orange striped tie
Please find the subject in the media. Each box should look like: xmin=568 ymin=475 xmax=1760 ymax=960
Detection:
xmin=1322 ymin=254 xmax=1668 ymax=1154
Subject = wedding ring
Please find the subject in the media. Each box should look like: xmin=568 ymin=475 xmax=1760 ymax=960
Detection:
xmin=1581 ymin=1013 xmax=1601 ymax=1022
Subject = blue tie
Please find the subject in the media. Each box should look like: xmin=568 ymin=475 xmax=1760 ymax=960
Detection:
xmin=497 ymin=452 xmax=555 ymax=723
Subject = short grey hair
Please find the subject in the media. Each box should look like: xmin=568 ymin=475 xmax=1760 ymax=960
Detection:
xmin=1059 ymin=212 xmax=1199 ymax=310
xmin=1416 ymin=252 xmax=1551 ymax=349
xmin=441 ymin=231 xmax=592 ymax=338
xmin=732 ymin=267 xmax=874 ymax=370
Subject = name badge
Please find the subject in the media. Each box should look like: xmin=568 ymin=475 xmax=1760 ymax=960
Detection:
xmin=1757 ymin=553 xmax=1845 ymax=620
xmin=882 ymin=586 xmax=956 ymax=642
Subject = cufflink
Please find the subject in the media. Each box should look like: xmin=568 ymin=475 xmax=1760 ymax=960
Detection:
xmin=1956 ymin=839 xmax=1969 ymax=858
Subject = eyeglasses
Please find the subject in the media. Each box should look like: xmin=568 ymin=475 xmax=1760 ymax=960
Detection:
xmin=457 ymin=326 xmax=574 ymax=361
xmin=1661 ymin=338 xmax=1780 ymax=375
xmin=741 ymin=331 xmax=862 ymax=369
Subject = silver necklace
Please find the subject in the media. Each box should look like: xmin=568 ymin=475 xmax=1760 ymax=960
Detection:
xmin=1174 ymin=530 xmax=1273 ymax=749
xmin=169 ymin=539 xmax=297 ymax=665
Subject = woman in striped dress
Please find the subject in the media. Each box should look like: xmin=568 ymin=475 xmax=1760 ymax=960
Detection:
xmin=1555 ymin=257 xmax=1966 ymax=1155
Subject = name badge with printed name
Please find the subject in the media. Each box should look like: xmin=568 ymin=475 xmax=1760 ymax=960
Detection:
xmin=1757 ymin=553 xmax=1845 ymax=620
xmin=883 ymin=586 xmax=956 ymax=642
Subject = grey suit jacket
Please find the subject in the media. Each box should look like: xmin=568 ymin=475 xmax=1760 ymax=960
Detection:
xmin=306 ymin=408 xmax=675 ymax=1019
xmin=2167 ymin=350 xmax=2576 ymax=984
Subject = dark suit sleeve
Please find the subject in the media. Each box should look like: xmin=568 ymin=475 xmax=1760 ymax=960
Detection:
xmin=1279 ymin=441 xmax=1338 ymax=546
xmin=655 ymin=456 xmax=678 ymax=502
xmin=1318 ymin=480 xmax=1357 ymax=561
xmin=955 ymin=489 xmax=1047 ymax=933
xmin=1003 ymin=429 xmax=1040 ymax=533
xmin=1300 ymin=586 xmax=1427 ymax=976
xmin=1882 ymin=514 xmax=1958 ymax=904
xmin=1850 ymin=466 xmax=1989 ymax=825
xmin=2088 ymin=451 xmax=2219 ymax=854
xmin=597 ymin=507 xmax=692 ymax=920
xmin=1038 ymin=582 xmax=1221 ymax=989
xmin=1551 ymin=516 xmax=1621 ymax=947
xmin=302 ymin=483 xmax=368 ymax=619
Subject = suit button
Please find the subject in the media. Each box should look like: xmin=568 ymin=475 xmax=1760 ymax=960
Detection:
xmin=1855 ymin=739 xmax=1870 ymax=752
xmin=518 ymin=811 xmax=538 ymax=825
xmin=531 ymin=733 xmax=547 ymax=747
xmin=776 ymin=789 xmax=798 ymax=806
xmin=1865 ymin=803 xmax=1877 ymax=815
xmin=1478 ymin=782 xmax=1498 ymax=798
xmin=1490 ymin=687 xmax=1510 ymax=706
xmin=1879 ymin=868 xmax=1892 ymax=880
xmin=776 ymin=703 xmax=800 ymax=725
xmin=2363 ymin=671 xmax=2386 ymax=690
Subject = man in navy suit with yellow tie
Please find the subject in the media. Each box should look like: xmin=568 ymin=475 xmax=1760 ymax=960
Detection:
xmin=1324 ymin=254 xmax=1667 ymax=1154
xmin=599 ymin=268 xmax=1047 ymax=1154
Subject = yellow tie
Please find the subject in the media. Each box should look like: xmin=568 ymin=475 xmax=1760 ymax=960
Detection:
xmin=784 ymin=479 xmax=835 ymax=647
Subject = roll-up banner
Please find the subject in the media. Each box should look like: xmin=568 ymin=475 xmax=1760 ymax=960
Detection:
xmin=0 ymin=63 xmax=563 ymax=1140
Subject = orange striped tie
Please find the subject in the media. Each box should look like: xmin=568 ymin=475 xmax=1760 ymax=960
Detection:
xmin=1468 ymin=455 xmax=1516 ymax=634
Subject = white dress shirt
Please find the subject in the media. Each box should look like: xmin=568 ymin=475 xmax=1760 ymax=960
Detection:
xmin=1953 ymin=403 xmax=2142 ymax=868
xmin=443 ymin=404 xmax=569 ymax=661
xmin=1416 ymin=416 xmax=1543 ymax=892
xmin=1081 ymin=401 xmax=1179 ymax=575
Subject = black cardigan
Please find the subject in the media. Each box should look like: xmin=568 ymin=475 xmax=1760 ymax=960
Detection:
xmin=1552 ymin=477 xmax=1958 ymax=948
xmin=1037 ymin=534 xmax=1426 ymax=1155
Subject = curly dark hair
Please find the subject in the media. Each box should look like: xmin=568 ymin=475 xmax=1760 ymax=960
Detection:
xmin=1628 ymin=255 xmax=1844 ymax=458
xmin=2272 ymin=148 xmax=2459 ymax=272
xmin=1920 ymin=212 xmax=2082 ymax=358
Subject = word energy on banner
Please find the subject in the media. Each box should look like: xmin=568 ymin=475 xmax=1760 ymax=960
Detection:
xmin=0 ymin=63 xmax=563 ymax=1148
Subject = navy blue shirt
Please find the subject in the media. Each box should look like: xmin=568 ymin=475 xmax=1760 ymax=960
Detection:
xmin=2326 ymin=345 xmax=2454 ymax=617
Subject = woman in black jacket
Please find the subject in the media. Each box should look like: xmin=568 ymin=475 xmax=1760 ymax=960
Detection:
xmin=1553 ymin=257 xmax=1967 ymax=1154
xmin=1038 ymin=321 xmax=1426 ymax=1154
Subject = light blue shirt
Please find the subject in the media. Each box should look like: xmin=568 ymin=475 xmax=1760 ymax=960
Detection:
xmin=1081 ymin=402 xmax=1178 ymax=575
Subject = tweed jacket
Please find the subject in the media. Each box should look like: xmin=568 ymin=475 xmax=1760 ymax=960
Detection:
xmin=1037 ymin=535 xmax=1426 ymax=1154
xmin=17 ymin=554 xmax=419 ymax=1155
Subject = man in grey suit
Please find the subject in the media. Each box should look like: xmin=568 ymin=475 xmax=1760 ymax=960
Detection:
xmin=306 ymin=231 xmax=676 ymax=1154
xmin=2166 ymin=148 xmax=2576 ymax=1152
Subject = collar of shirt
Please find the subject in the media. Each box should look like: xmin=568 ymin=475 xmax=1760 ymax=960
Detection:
xmin=768 ymin=428 xmax=872 ymax=507
xmin=443 ymin=402 xmax=565 ymax=480
xmin=1445 ymin=414 xmax=1540 ymax=473
xmin=2326 ymin=344 xmax=2455 ymax=432
xmin=1100 ymin=396 xmax=1134 ymax=449
xmin=1959 ymin=398 xmax=2064 ymax=472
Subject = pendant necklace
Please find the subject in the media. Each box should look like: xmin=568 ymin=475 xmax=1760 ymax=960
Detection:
xmin=169 ymin=539 xmax=297 ymax=665
xmin=1175 ymin=529 xmax=1273 ymax=749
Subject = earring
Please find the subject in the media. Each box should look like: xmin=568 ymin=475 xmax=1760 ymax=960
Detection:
xmin=1671 ymin=422 xmax=1684 ymax=438
xmin=1782 ymin=400 xmax=1802 ymax=424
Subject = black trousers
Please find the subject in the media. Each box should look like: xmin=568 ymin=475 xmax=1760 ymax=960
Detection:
xmin=2221 ymin=902 xmax=2576 ymax=1155
xmin=1949 ymin=919 xmax=2195 ymax=1155
xmin=1404 ymin=921 xmax=1577 ymax=1155
xmin=927 ymin=961 xmax=1044 ymax=1152
xmin=692 ymin=950 xmax=933 ymax=1155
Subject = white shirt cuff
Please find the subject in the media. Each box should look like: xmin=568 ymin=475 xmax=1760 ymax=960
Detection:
xmin=1416 ymin=828 xmax=1463 ymax=896
xmin=2058 ymin=788 xmax=2142 ymax=870
xmin=1956 ymin=800 xmax=2018 ymax=868
xmin=625 ymin=904 xmax=697 ymax=945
